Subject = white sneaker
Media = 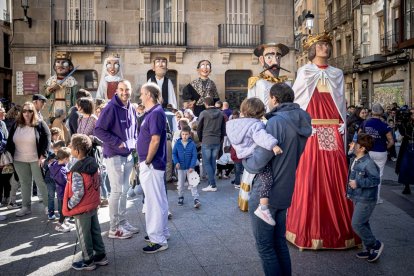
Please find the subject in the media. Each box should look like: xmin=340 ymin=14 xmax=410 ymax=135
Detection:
xmin=16 ymin=207 xmax=31 ymax=217
xmin=202 ymin=185 xmax=217 ymax=192
xmin=254 ymin=205 xmax=276 ymax=226
xmin=121 ymin=222 xmax=139 ymax=234
xmin=64 ymin=221 xmax=75 ymax=229
xmin=7 ymin=202 xmax=21 ymax=209
xmin=108 ymin=228 xmax=133 ymax=239
xmin=55 ymin=223 xmax=70 ymax=233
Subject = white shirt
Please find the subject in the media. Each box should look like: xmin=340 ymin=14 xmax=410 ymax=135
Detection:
xmin=13 ymin=126 xmax=38 ymax=162
xmin=147 ymin=77 xmax=178 ymax=109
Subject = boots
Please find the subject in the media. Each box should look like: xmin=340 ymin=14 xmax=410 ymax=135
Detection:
xmin=402 ymin=184 xmax=411 ymax=195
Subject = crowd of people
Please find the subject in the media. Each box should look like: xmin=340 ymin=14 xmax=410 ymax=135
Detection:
xmin=0 ymin=32 xmax=413 ymax=274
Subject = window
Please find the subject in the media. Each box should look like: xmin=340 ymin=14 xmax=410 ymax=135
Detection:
xmin=73 ymin=70 xmax=98 ymax=92
xmin=66 ymin=0 xmax=96 ymax=44
xmin=225 ymin=70 xmax=252 ymax=109
xmin=404 ymin=0 xmax=414 ymax=40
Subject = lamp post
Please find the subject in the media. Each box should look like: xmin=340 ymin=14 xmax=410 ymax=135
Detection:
xmin=21 ymin=0 xmax=32 ymax=28
xmin=305 ymin=11 xmax=315 ymax=35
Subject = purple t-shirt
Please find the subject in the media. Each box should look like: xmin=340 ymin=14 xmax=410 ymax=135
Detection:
xmin=137 ymin=104 xmax=167 ymax=170
xmin=361 ymin=118 xmax=391 ymax=152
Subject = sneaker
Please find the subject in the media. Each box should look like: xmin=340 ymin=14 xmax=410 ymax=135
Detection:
xmin=44 ymin=207 xmax=49 ymax=215
xmin=55 ymin=213 xmax=60 ymax=219
xmin=67 ymin=217 xmax=75 ymax=224
xmin=55 ymin=223 xmax=70 ymax=233
xmin=367 ymin=240 xmax=384 ymax=262
xmin=121 ymin=222 xmax=139 ymax=234
xmin=222 ymin=175 xmax=229 ymax=179
xmin=71 ymin=260 xmax=96 ymax=271
xmin=64 ymin=221 xmax=75 ymax=229
xmin=376 ymin=198 xmax=384 ymax=204
xmin=254 ymin=205 xmax=276 ymax=226
xmin=16 ymin=207 xmax=31 ymax=217
xmin=356 ymin=250 xmax=370 ymax=259
xmin=94 ymin=254 xmax=109 ymax=266
xmin=168 ymin=210 xmax=172 ymax=220
xmin=7 ymin=202 xmax=21 ymax=209
xmin=194 ymin=199 xmax=201 ymax=208
xmin=144 ymin=235 xmax=150 ymax=242
xmin=178 ymin=197 xmax=184 ymax=206
xmin=202 ymin=185 xmax=217 ymax=192
xmin=108 ymin=228 xmax=133 ymax=239
xmin=142 ymin=242 xmax=168 ymax=254
xmin=234 ymin=184 xmax=240 ymax=189
xmin=0 ymin=215 xmax=7 ymax=221
xmin=48 ymin=213 xmax=56 ymax=220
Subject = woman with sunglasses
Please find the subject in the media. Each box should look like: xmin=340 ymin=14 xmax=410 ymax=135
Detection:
xmin=182 ymin=60 xmax=220 ymax=117
xmin=6 ymin=102 xmax=51 ymax=217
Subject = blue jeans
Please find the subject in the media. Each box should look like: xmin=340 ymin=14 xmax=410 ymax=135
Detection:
xmin=45 ymin=177 xmax=56 ymax=213
xmin=233 ymin=162 xmax=244 ymax=185
xmin=100 ymin=170 xmax=110 ymax=199
xmin=249 ymin=188 xmax=291 ymax=276
xmin=201 ymin=144 xmax=220 ymax=187
xmin=351 ymin=201 xmax=377 ymax=249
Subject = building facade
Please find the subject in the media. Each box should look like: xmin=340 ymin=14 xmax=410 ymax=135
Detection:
xmin=0 ymin=0 xmax=12 ymax=104
xmin=10 ymin=0 xmax=295 ymax=111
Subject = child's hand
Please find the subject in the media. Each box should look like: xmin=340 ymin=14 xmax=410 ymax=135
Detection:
xmin=176 ymin=163 xmax=180 ymax=169
xmin=188 ymin=168 xmax=193 ymax=173
xmin=273 ymin=145 xmax=283 ymax=155
xmin=349 ymin=180 xmax=357 ymax=189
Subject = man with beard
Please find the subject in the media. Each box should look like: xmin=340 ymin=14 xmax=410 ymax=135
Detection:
xmin=248 ymin=43 xmax=290 ymax=111
xmin=96 ymin=54 xmax=123 ymax=100
xmin=148 ymin=57 xmax=178 ymax=109
xmin=45 ymin=52 xmax=79 ymax=118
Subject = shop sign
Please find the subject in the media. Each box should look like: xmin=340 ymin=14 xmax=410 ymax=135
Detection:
xmin=380 ymin=68 xmax=396 ymax=82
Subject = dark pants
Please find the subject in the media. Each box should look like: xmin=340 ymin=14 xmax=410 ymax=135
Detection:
xmin=233 ymin=162 xmax=244 ymax=185
xmin=249 ymin=188 xmax=291 ymax=276
xmin=45 ymin=178 xmax=56 ymax=213
xmin=217 ymin=163 xmax=234 ymax=176
xmin=57 ymin=199 xmax=65 ymax=224
xmin=74 ymin=209 xmax=106 ymax=262
xmin=0 ymin=172 xmax=12 ymax=202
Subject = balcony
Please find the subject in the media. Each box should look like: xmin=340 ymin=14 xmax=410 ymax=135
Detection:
xmin=139 ymin=22 xmax=187 ymax=46
xmin=329 ymin=53 xmax=354 ymax=73
xmin=324 ymin=17 xmax=332 ymax=32
xmin=331 ymin=3 xmax=351 ymax=29
xmin=352 ymin=0 xmax=374 ymax=9
xmin=54 ymin=20 xmax=106 ymax=45
xmin=380 ymin=31 xmax=401 ymax=54
xmin=218 ymin=24 xmax=263 ymax=48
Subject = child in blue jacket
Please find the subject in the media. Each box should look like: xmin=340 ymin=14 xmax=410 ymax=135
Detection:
xmin=347 ymin=133 xmax=383 ymax=263
xmin=172 ymin=126 xmax=200 ymax=208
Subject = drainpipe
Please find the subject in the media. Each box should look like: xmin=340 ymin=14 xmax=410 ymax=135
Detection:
xmin=383 ymin=0 xmax=387 ymax=49
xmin=49 ymin=0 xmax=52 ymax=76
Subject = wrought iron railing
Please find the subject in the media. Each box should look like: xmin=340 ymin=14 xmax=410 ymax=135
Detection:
xmin=54 ymin=20 xmax=106 ymax=45
xmin=218 ymin=24 xmax=263 ymax=47
xmin=380 ymin=30 xmax=400 ymax=54
xmin=330 ymin=53 xmax=354 ymax=73
xmin=139 ymin=21 xmax=187 ymax=46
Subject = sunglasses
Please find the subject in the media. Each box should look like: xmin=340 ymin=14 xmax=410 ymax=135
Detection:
xmin=22 ymin=109 xmax=34 ymax=114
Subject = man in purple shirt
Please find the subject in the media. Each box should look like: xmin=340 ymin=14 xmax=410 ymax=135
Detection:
xmin=137 ymin=82 xmax=170 ymax=253
xmin=94 ymin=80 xmax=139 ymax=239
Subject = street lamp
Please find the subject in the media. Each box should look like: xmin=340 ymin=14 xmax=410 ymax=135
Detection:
xmin=305 ymin=11 xmax=314 ymax=35
xmin=21 ymin=0 xmax=32 ymax=28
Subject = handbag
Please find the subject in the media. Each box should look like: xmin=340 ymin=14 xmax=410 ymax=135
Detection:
xmin=0 ymin=151 xmax=13 ymax=166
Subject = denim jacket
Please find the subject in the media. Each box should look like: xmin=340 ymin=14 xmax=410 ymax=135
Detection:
xmin=346 ymin=154 xmax=380 ymax=202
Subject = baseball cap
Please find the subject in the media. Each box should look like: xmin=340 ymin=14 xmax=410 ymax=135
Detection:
xmin=32 ymin=94 xmax=47 ymax=102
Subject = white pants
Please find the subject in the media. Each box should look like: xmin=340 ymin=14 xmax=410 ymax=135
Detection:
xmin=139 ymin=161 xmax=170 ymax=245
xmin=177 ymin=169 xmax=199 ymax=199
xmin=369 ymin=151 xmax=387 ymax=200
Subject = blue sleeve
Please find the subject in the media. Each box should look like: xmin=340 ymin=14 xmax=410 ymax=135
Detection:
xmin=356 ymin=161 xmax=381 ymax=188
xmin=190 ymin=143 xmax=198 ymax=169
xmin=172 ymin=143 xmax=179 ymax=165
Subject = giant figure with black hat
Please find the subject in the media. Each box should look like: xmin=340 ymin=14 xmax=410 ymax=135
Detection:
xmin=44 ymin=52 xmax=79 ymax=118
xmin=247 ymin=42 xmax=290 ymax=111
xmin=286 ymin=31 xmax=360 ymax=250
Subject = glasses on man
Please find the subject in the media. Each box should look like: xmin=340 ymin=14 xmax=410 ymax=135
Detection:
xmin=22 ymin=109 xmax=34 ymax=114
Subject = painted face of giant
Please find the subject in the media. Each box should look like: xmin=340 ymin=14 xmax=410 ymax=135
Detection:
xmin=197 ymin=60 xmax=211 ymax=79
xmin=315 ymin=41 xmax=331 ymax=59
xmin=54 ymin=59 xmax=72 ymax=77
xmin=153 ymin=58 xmax=167 ymax=78
xmin=259 ymin=46 xmax=282 ymax=77
xmin=106 ymin=59 xmax=120 ymax=76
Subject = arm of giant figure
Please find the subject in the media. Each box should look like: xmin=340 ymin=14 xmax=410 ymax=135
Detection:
xmin=168 ymin=79 xmax=178 ymax=109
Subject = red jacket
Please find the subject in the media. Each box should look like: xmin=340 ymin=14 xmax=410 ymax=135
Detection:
xmin=63 ymin=157 xmax=100 ymax=216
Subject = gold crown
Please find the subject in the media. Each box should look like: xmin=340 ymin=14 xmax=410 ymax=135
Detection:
xmin=303 ymin=31 xmax=333 ymax=51
xmin=55 ymin=52 xmax=71 ymax=60
xmin=106 ymin=53 xmax=120 ymax=59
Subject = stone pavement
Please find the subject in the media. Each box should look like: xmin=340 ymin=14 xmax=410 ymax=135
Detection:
xmin=0 ymin=162 xmax=413 ymax=276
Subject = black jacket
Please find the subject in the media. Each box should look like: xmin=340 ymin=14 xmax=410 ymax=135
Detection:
xmin=6 ymin=121 xmax=51 ymax=159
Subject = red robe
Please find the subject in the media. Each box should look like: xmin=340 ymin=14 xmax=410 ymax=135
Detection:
xmin=286 ymin=70 xmax=360 ymax=249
